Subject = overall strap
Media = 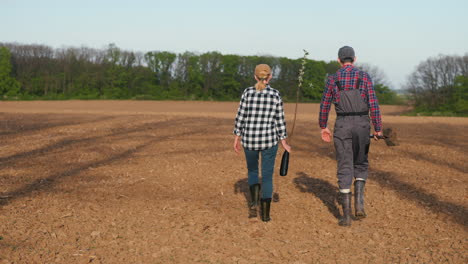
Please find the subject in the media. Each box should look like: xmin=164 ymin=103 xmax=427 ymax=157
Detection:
xmin=334 ymin=74 xmax=343 ymax=91
xmin=335 ymin=70 xmax=368 ymax=117
xmin=355 ymin=71 xmax=363 ymax=89
xmin=335 ymin=71 xmax=363 ymax=91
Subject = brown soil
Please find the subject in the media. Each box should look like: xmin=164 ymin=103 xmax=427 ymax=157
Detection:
xmin=0 ymin=100 xmax=466 ymax=263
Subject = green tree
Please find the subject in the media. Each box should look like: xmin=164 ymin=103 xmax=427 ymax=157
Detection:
xmin=1 ymin=42 xmax=351 ymax=102
xmin=324 ymin=61 xmax=340 ymax=74
xmin=301 ymin=60 xmax=327 ymax=101
xmin=186 ymin=53 xmax=204 ymax=99
xmin=145 ymin=51 xmax=176 ymax=91
xmin=275 ymin=57 xmax=299 ymax=100
xmin=452 ymin=75 xmax=468 ymax=114
xmin=0 ymin=47 xmax=21 ymax=96
xmin=406 ymin=54 xmax=467 ymax=112
xmin=374 ymin=83 xmax=403 ymax=105
xmin=199 ymin=51 xmax=222 ymax=99
xmin=220 ymin=54 xmax=241 ymax=100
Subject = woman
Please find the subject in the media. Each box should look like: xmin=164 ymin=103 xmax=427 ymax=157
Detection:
xmin=233 ymin=64 xmax=291 ymax=222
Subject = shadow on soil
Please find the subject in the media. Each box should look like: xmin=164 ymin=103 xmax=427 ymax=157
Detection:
xmin=393 ymin=148 xmax=467 ymax=174
xmin=293 ymin=172 xmax=341 ymax=219
xmin=371 ymin=170 xmax=468 ymax=229
xmin=0 ymin=117 xmax=196 ymax=169
xmin=0 ymin=114 xmax=117 ymax=137
xmin=234 ymin=178 xmax=249 ymax=205
xmin=0 ymin=117 xmax=210 ymax=208
xmin=290 ymin=124 xmax=468 ymax=228
xmin=402 ymin=123 xmax=468 ymax=154
xmin=293 ymin=170 xmax=468 ymax=228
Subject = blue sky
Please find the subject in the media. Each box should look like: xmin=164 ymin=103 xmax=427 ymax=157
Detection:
xmin=2 ymin=0 xmax=468 ymax=89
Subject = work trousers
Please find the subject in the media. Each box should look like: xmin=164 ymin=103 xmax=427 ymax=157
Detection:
xmin=244 ymin=144 xmax=278 ymax=199
xmin=333 ymin=116 xmax=370 ymax=191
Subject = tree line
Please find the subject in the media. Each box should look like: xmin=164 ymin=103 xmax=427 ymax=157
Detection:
xmin=0 ymin=42 xmax=401 ymax=104
xmin=405 ymin=54 xmax=468 ymax=115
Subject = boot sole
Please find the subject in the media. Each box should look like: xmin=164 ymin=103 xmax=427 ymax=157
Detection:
xmin=355 ymin=211 xmax=367 ymax=220
xmin=338 ymin=221 xmax=351 ymax=227
xmin=248 ymin=208 xmax=258 ymax=218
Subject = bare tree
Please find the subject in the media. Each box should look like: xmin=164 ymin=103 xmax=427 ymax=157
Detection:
xmin=405 ymin=54 xmax=468 ymax=109
xmin=356 ymin=62 xmax=389 ymax=86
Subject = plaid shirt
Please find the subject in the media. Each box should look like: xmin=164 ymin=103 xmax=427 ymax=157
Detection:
xmin=319 ymin=65 xmax=382 ymax=132
xmin=233 ymin=86 xmax=287 ymax=150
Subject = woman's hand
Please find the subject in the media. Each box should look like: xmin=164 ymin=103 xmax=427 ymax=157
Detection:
xmin=233 ymin=136 xmax=241 ymax=154
xmin=281 ymin=139 xmax=291 ymax=153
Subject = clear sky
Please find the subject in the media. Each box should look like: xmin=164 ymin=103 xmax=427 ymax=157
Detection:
xmin=2 ymin=0 xmax=468 ymax=89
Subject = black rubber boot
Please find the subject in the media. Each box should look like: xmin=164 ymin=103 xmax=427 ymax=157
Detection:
xmin=338 ymin=192 xmax=352 ymax=227
xmin=354 ymin=180 xmax=367 ymax=219
xmin=248 ymin=184 xmax=260 ymax=218
xmin=260 ymin=198 xmax=271 ymax=222
xmin=249 ymin=184 xmax=260 ymax=208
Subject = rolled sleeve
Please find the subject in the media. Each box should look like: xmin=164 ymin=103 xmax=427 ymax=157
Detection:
xmin=366 ymin=75 xmax=382 ymax=132
xmin=319 ymin=75 xmax=334 ymax=129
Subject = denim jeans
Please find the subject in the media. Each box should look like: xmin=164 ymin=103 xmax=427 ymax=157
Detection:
xmin=244 ymin=144 xmax=278 ymax=199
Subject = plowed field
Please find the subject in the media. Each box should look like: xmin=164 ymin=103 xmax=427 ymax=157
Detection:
xmin=0 ymin=101 xmax=466 ymax=263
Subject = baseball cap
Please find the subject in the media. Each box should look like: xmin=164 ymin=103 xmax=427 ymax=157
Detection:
xmin=338 ymin=46 xmax=355 ymax=61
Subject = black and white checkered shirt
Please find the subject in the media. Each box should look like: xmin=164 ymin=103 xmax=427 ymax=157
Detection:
xmin=233 ymin=86 xmax=288 ymax=150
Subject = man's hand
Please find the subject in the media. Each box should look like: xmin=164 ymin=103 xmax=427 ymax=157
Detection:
xmin=321 ymin=128 xmax=332 ymax=142
xmin=373 ymin=130 xmax=383 ymax=141
xmin=233 ymin=136 xmax=241 ymax=154
xmin=281 ymin=139 xmax=291 ymax=153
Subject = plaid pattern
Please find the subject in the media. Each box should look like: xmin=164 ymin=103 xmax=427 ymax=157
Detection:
xmin=319 ymin=65 xmax=382 ymax=132
xmin=233 ymin=86 xmax=287 ymax=150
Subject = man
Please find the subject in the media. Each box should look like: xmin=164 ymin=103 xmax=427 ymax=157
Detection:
xmin=319 ymin=46 xmax=383 ymax=227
